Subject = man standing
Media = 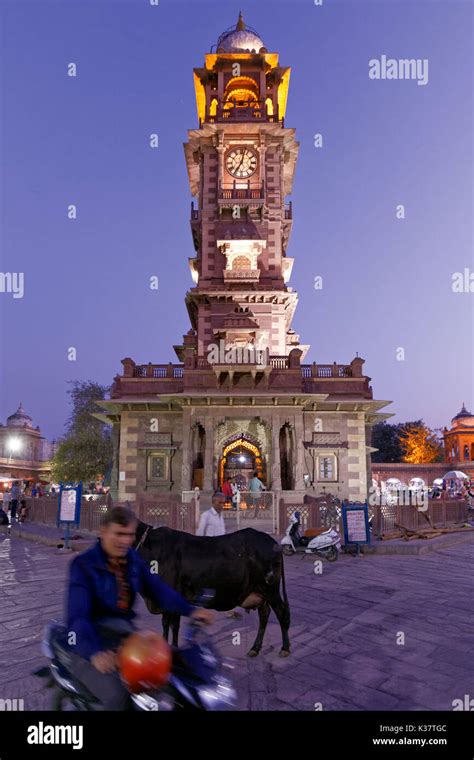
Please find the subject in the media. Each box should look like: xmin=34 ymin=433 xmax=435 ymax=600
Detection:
xmin=196 ymin=491 xmax=226 ymax=537
xmin=10 ymin=482 xmax=21 ymax=523
xmin=3 ymin=490 xmax=11 ymax=519
xmin=221 ymin=477 xmax=233 ymax=507
xmin=247 ymin=471 xmax=266 ymax=517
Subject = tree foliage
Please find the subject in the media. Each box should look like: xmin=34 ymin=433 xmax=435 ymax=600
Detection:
xmin=51 ymin=381 xmax=112 ymax=483
xmin=371 ymin=420 xmax=444 ymax=463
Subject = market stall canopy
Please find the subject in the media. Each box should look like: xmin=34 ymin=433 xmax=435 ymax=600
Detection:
xmin=443 ymin=470 xmax=468 ymax=480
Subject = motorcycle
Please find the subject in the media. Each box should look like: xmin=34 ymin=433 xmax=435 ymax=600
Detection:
xmin=34 ymin=597 xmax=236 ymax=711
xmin=281 ymin=511 xmax=341 ymax=561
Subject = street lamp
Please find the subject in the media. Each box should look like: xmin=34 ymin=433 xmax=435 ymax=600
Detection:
xmin=7 ymin=437 xmax=22 ymax=464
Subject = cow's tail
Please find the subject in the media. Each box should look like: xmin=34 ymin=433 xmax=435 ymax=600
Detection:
xmin=280 ymin=551 xmax=288 ymax=607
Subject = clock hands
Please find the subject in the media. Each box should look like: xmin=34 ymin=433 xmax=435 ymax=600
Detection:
xmin=236 ymin=149 xmax=246 ymax=173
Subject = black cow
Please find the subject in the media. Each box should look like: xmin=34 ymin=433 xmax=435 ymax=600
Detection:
xmin=134 ymin=522 xmax=291 ymax=657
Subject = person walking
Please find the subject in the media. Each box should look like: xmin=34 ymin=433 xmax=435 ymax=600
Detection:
xmin=230 ymin=479 xmax=241 ymax=511
xmin=10 ymin=482 xmax=21 ymax=523
xmin=3 ymin=490 xmax=11 ymax=519
xmin=221 ymin=477 xmax=233 ymax=508
xmin=247 ymin=471 xmax=266 ymax=518
xmin=196 ymin=491 xmax=226 ymax=537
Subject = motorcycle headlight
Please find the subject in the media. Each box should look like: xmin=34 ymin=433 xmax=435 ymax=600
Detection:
xmin=197 ymin=677 xmax=237 ymax=711
xmin=131 ymin=692 xmax=174 ymax=711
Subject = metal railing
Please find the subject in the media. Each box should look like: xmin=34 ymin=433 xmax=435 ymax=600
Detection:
xmin=301 ymin=364 xmax=353 ymax=378
xmin=133 ymin=365 xmax=184 ymax=379
xmin=221 ymin=491 xmax=277 ymax=533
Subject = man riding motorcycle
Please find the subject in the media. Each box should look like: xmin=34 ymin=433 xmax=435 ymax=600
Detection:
xmin=64 ymin=506 xmax=212 ymax=710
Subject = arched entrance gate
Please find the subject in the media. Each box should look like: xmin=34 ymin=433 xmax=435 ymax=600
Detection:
xmin=218 ymin=435 xmax=266 ymax=489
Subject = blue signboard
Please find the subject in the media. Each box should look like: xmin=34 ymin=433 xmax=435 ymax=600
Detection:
xmin=57 ymin=483 xmax=82 ymax=548
xmin=342 ymin=501 xmax=371 ymax=553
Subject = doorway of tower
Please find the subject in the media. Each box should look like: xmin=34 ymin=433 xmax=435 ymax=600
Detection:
xmin=219 ymin=437 xmax=266 ymax=503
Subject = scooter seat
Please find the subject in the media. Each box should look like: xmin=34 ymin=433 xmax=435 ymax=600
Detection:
xmin=304 ymin=528 xmax=330 ymax=538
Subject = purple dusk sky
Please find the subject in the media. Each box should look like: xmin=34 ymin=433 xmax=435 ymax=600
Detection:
xmin=0 ymin=0 xmax=472 ymax=442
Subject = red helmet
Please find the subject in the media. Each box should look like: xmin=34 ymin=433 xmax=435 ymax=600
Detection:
xmin=118 ymin=631 xmax=172 ymax=693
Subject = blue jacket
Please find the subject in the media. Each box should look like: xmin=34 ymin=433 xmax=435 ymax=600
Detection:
xmin=67 ymin=539 xmax=193 ymax=660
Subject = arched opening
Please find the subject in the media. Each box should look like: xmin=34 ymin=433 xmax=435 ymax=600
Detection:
xmin=265 ymin=97 xmax=274 ymax=116
xmin=219 ymin=436 xmax=265 ymax=490
xmin=279 ymin=423 xmax=294 ymax=490
xmin=191 ymin=424 xmax=205 ymax=489
xmin=209 ymin=98 xmax=218 ymax=116
xmin=232 ymin=255 xmax=251 ymax=270
xmin=223 ymin=76 xmax=259 ymax=110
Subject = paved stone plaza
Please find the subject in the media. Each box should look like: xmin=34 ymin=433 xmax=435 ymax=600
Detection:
xmin=0 ymin=531 xmax=473 ymax=711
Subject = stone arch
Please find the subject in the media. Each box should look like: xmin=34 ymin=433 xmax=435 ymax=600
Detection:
xmin=190 ymin=422 xmax=206 ymax=489
xmin=279 ymin=422 xmax=294 ymax=490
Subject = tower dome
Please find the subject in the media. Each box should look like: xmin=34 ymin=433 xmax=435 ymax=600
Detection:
xmin=451 ymin=403 xmax=474 ymax=426
xmin=216 ymin=12 xmax=266 ymax=54
xmin=6 ymin=402 xmax=33 ymax=429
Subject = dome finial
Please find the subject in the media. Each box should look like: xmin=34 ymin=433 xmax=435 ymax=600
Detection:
xmin=237 ymin=11 xmax=245 ymax=31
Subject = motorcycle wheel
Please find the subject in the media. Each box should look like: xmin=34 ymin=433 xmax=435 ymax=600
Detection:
xmin=282 ymin=545 xmax=295 ymax=556
xmin=325 ymin=546 xmax=338 ymax=562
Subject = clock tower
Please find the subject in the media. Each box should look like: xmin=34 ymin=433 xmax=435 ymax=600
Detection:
xmin=180 ymin=12 xmax=307 ymax=364
xmin=101 ymin=14 xmax=391 ymax=509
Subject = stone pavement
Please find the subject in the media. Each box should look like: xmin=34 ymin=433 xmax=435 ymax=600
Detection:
xmin=0 ymin=530 xmax=473 ymax=711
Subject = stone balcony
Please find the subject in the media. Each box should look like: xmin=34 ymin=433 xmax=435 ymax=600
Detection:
xmin=111 ymin=355 xmax=373 ymax=400
xmin=223 ymin=268 xmax=260 ymax=283
xmin=205 ymin=101 xmax=281 ymax=125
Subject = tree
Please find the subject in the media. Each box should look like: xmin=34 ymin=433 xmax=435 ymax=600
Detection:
xmin=371 ymin=422 xmax=403 ymax=462
xmin=51 ymin=381 xmax=112 ymax=483
xmin=399 ymin=423 xmax=444 ymax=464
xmin=371 ymin=419 xmax=436 ymax=463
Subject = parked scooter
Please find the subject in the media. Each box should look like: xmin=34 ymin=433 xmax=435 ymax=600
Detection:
xmin=34 ymin=596 xmax=236 ymax=711
xmin=281 ymin=511 xmax=341 ymax=561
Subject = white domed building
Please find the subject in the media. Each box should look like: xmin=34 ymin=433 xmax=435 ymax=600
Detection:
xmin=0 ymin=403 xmax=53 ymax=486
xmin=443 ymin=403 xmax=474 ymax=466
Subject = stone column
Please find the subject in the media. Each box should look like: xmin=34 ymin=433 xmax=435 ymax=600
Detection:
xmin=294 ymin=415 xmax=305 ymax=491
xmin=346 ymin=413 xmax=369 ymax=502
xmin=110 ymin=422 xmax=121 ymax=502
xmin=118 ymin=412 xmax=139 ymax=502
xmin=215 ymin=132 xmax=225 ymax=190
xmin=271 ymin=420 xmax=282 ymax=491
xmin=203 ymin=416 xmax=215 ymax=492
xmin=181 ymin=408 xmax=192 ymax=492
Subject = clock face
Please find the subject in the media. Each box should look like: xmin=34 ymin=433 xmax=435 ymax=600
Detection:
xmin=226 ymin=147 xmax=258 ymax=179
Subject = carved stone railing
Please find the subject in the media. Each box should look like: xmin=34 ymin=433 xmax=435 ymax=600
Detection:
xmin=132 ymin=364 xmax=184 ymax=379
xmin=223 ymin=269 xmax=260 ymax=282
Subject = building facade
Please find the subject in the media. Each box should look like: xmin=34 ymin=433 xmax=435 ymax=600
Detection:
xmin=0 ymin=403 xmax=53 ymax=484
xmin=97 ymin=15 xmax=391 ymax=506
xmin=443 ymin=404 xmax=474 ymax=467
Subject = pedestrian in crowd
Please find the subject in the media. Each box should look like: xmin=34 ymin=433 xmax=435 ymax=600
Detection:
xmin=196 ymin=491 xmax=241 ymax=619
xmin=0 ymin=505 xmax=9 ymax=526
xmin=221 ymin=477 xmax=233 ymax=507
xmin=231 ymin=479 xmax=241 ymax=510
xmin=3 ymin=490 xmax=11 ymax=515
xmin=10 ymin=481 xmax=21 ymax=523
xmin=196 ymin=491 xmax=226 ymax=537
xmin=19 ymin=499 xmax=29 ymax=523
xmin=247 ymin=471 xmax=266 ymax=517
